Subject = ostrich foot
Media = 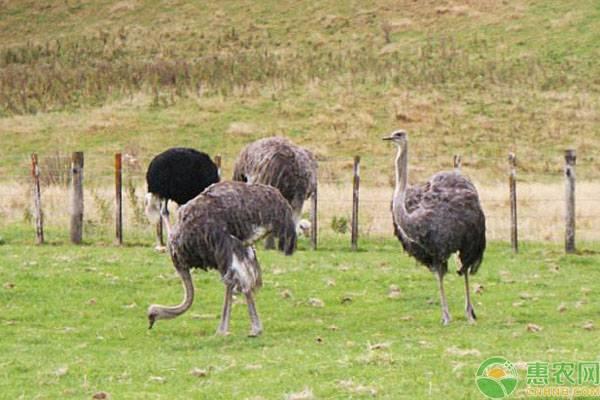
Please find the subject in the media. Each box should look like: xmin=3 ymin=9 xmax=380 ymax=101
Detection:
xmin=216 ymin=328 xmax=231 ymax=336
xmin=154 ymin=245 xmax=167 ymax=253
xmin=248 ymin=324 xmax=262 ymax=337
xmin=441 ymin=310 xmax=452 ymax=326
xmin=465 ymin=304 xmax=477 ymax=324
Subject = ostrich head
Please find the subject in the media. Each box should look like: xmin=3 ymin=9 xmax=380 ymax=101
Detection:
xmin=147 ymin=267 xmax=195 ymax=329
xmin=147 ymin=303 xmax=179 ymax=329
xmin=144 ymin=193 xmax=162 ymax=224
xmin=147 ymin=305 xmax=159 ymax=329
xmin=382 ymin=129 xmax=408 ymax=146
xmin=297 ymin=219 xmax=311 ymax=236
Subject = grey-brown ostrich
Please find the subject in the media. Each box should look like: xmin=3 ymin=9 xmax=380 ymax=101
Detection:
xmin=232 ymin=137 xmax=317 ymax=248
xmin=147 ymin=181 xmax=297 ymax=336
xmin=384 ymin=130 xmax=486 ymax=325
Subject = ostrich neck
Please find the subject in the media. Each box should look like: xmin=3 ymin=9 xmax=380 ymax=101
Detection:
xmin=156 ymin=268 xmax=194 ymax=319
xmin=393 ymin=143 xmax=409 ymax=221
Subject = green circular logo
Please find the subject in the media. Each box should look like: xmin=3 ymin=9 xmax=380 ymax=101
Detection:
xmin=476 ymin=357 xmax=518 ymax=399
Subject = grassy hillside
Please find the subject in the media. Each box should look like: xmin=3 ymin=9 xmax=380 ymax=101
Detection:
xmin=0 ymin=0 xmax=599 ymax=183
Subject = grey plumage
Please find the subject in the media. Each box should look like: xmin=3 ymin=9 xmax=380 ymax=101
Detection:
xmin=147 ymin=181 xmax=297 ymax=336
xmin=233 ymin=137 xmax=317 ymax=223
xmin=384 ymin=130 xmax=486 ymax=325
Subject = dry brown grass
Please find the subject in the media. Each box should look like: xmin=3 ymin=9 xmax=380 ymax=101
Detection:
xmin=4 ymin=179 xmax=598 ymax=243
xmin=0 ymin=176 xmax=149 ymax=233
xmin=318 ymin=181 xmax=600 ymax=242
xmin=226 ymin=122 xmax=259 ymax=136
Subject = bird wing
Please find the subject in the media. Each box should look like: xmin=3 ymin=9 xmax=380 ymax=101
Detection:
xmin=405 ymin=171 xmax=485 ymax=260
xmin=405 ymin=182 xmax=428 ymax=213
xmin=200 ymin=182 xmax=297 ymax=255
xmin=231 ymin=137 xmax=316 ymax=208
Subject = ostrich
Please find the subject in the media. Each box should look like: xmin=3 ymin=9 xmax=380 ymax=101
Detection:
xmin=232 ymin=137 xmax=317 ymax=248
xmin=144 ymin=147 xmax=220 ymax=238
xmin=383 ymin=130 xmax=486 ymax=325
xmin=147 ymin=181 xmax=297 ymax=336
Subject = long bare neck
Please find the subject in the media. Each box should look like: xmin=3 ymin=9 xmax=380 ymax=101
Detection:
xmin=392 ymin=142 xmax=409 ymax=219
xmin=152 ymin=268 xmax=194 ymax=320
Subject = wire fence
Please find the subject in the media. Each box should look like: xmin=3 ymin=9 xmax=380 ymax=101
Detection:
xmin=0 ymin=150 xmax=598 ymax=248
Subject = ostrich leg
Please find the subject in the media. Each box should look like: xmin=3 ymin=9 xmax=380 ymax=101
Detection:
xmin=160 ymin=199 xmax=172 ymax=237
xmin=464 ymin=272 xmax=477 ymax=323
xmin=245 ymin=291 xmax=263 ymax=337
xmin=155 ymin=218 xmax=165 ymax=250
xmin=216 ymin=284 xmax=233 ymax=335
xmin=435 ymin=268 xmax=451 ymax=325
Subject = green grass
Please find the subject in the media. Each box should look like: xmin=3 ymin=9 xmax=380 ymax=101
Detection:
xmin=0 ymin=3 xmax=598 ymax=397
xmin=1 ymin=231 xmax=599 ymax=399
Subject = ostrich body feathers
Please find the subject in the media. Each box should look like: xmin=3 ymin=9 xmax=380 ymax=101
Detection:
xmin=232 ymin=137 xmax=317 ymax=217
xmin=146 ymin=147 xmax=219 ymax=205
xmin=393 ymin=170 xmax=486 ymax=276
xmin=170 ymin=181 xmax=297 ymax=291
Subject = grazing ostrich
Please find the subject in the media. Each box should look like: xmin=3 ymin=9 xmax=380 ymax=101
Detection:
xmin=232 ymin=137 xmax=317 ymax=248
xmin=147 ymin=181 xmax=297 ymax=336
xmin=145 ymin=147 xmax=220 ymax=237
xmin=383 ymin=130 xmax=486 ymax=325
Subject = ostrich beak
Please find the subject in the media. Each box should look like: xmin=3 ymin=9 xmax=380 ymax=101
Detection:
xmin=382 ymin=136 xmax=394 ymax=141
xmin=148 ymin=316 xmax=156 ymax=330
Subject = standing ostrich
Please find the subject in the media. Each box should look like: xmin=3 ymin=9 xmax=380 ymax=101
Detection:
xmin=145 ymin=147 xmax=220 ymax=237
xmin=383 ymin=130 xmax=486 ymax=325
xmin=232 ymin=137 xmax=317 ymax=247
xmin=147 ymin=181 xmax=297 ymax=336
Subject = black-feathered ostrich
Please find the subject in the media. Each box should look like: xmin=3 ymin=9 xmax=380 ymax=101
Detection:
xmin=232 ymin=137 xmax=317 ymax=248
xmin=145 ymin=147 xmax=220 ymax=238
xmin=383 ymin=130 xmax=486 ymax=325
xmin=147 ymin=181 xmax=297 ymax=336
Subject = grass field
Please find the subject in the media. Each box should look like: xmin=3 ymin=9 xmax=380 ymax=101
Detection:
xmin=1 ymin=2 xmax=599 ymax=398
xmin=1 ymin=230 xmax=599 ymax=399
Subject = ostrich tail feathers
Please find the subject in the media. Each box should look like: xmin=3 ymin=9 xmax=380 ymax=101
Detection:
xmin=466 ymin=255 xmax=484 ymax=275
xmin=458 ymin=227 xmax=486 ymax=276
xmin=278 ymin=218 xmax=297 ymax=256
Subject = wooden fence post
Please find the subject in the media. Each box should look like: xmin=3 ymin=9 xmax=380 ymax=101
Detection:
xmin=508 ymin=153 xmax=518 ymax=253
xmin=31 ymin=153 xmax=44 ymax=244
xmin=214 ymin=154 xmax=222 ymax=180
xmin=565 ymin=149 xmax=576 ymax=254
xmin=115 ymin=153 xmax=123 ymax=245
xmin=70 ymin=151 xmax=84 ymax=244
xmin=351 ymin=155 xmax=360 ymax=251
xmin=310 ymin=182 xmax=318 ymax=250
